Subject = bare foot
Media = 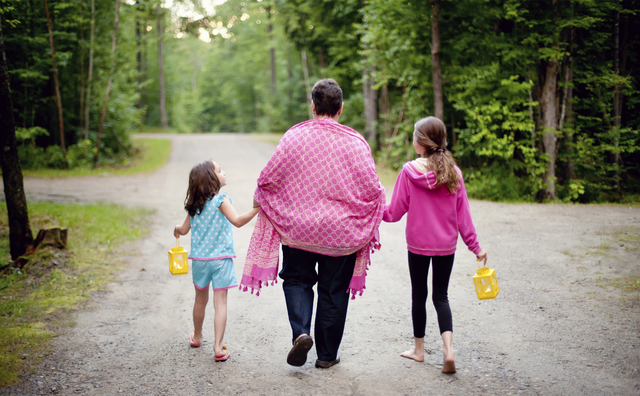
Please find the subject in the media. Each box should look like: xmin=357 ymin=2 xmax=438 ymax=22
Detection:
xmin=442 ymin=354 xmax=456 ymax=373
xmin=400 ymin=349 xmax=424 ymax=362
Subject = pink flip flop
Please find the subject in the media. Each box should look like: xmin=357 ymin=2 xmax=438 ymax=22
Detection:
xmin=215 ymin=346 xmax=230 ymax=362
xmin=189 ymin=331 xmax=203 ymax=348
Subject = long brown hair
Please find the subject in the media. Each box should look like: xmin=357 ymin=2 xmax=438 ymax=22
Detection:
xmin=414 ymin=117 xmax=461 ymax=194
xmin=184 ymin=160 xmax=221 ymax=217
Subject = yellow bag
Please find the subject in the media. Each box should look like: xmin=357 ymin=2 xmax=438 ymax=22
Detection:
xmin=473 ymin=261 xmax=499 ymax=300
xmin=168 ymin=238 xmax=189 ymax=275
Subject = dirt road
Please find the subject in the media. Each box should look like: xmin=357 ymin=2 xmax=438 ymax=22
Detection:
xmin=3 ymin=134 xmax=639 ymax=395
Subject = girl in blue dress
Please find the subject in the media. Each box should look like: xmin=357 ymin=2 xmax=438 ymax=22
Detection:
xmin=174 ymin=160 xmax=259 ymax=361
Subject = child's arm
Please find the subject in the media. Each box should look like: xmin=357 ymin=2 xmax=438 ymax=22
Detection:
xmin=219 ymin=197 xmax=260 ymax=228
xmin=456 ymin=176 xmax=483 ymax=256
xmin=382 ymin=169 xmax=410 ymax=222
xmin=174 ymin=214 xmax=190 ymax=239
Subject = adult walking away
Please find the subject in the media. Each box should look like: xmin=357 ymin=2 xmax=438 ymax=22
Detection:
xmin=240 ymin=79 xmax=386 ymax=369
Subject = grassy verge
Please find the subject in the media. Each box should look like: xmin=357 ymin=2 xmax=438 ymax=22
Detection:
xmin=376 ymin=165 xmax=399 ymax=189
xmin=0 ymin=202 xmax=152 ymax=387
xmin=22 ymin=138 xmax=171 ymax=178
xmin=251 ymin=132 xmax=285 ymax=146
xmin=135 ymin=126 xmax=180 ymax=134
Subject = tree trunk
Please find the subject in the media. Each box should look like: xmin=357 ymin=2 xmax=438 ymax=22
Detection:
xmin=157 ymin=5 xmax=168 ymax=129
xmin=379 ymin=83 xmax=389 ymax=137
xmin=527 ymin=70 xmax=535 ymax=149
xmin=540 ymin=59 xmax=560 ymax=200
xmin=268 ymin=4 xmax=276 ymax=96
xmin=564 ymin=76 xmax=576 ymax=181
xmin=94 ymin=0 xmax=120 ymax=166
xmin=136 ymin=1 xmax=142 ymax=109
xmin=561 ymin=28 xmax=576 ymax=182
xmin=613 ymin=9 xmax=621 ymax=193
xmin=43 ymin=0 xmax=67 ymax=161
xmin=451 ymin=110 xmax=456 ymax=147
xmin=0 ymin=14 xmax=34 ymax=260
xmin=79 ymin=3 xmax=85 ymax=136
xmin=84 ymin=0 xmax=95 ymax=139
xmin=287 ymin=50 xmax=292 ymax=101
xmin=363 ymin=64 xmax=377 ymax=145
xmin=430 ymin=0 xmax=443 ymax=121
xmin=301 ymin=49 xmax=312 ymax=119
xmin=558 ymin=27 xmax=574 ymax=133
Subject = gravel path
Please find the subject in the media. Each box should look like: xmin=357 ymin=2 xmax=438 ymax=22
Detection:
xmin=2 ymin=133 xmax=639 ymax=395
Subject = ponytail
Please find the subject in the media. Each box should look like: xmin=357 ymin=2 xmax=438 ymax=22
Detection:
xmin=413 ymin=117 xmax=461 ymax=194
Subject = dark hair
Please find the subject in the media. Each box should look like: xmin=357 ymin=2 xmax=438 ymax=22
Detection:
xmin=311 ymin=78 xmax=343 ymax=117
xmin=184 ymin=160 xmax=221 ymax=217
xmin=414 ymin=117 xmax=461 ymax=194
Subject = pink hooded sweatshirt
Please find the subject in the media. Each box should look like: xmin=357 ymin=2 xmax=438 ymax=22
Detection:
xmin=383 ymin=159 xmax=482 ymax=257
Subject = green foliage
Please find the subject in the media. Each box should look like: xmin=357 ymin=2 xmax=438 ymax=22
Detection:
xmin=14 ymin=126 xmax=49 ymax=142
xmin=5 ymin=0 xmax=639 ymax=202
xmin=0 ymin=202 xmax=151 ymax=387
xmin=142 ymin=0 xmax=311 ymax=133
xmin=360 ymin=0 xmax=640 ymax=202
xmin=464 ymin=163 xmax=530 ymax=202
xmin=4 ymin=0 xmax=142 ymax=168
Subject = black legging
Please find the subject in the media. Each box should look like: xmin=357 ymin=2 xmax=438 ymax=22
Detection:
xmin=407 ymin=251 xmax=455 ymax=338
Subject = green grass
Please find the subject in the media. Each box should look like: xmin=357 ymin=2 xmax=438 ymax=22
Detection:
xmin=0 ymin=202 xmax=152 ymax=387
xmin=251 ymin=132 xmax=285 ymax=146
xmin=376 ymin=165 xmax=399 ymax=189
xmin=22 ymin=138 xmax=171 ymax=178
xmin=135 ymin=125 xmax=180 ymax=134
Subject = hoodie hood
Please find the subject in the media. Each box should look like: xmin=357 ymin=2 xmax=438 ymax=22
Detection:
xmin=403 ymin=159 xmax=438 ymax=190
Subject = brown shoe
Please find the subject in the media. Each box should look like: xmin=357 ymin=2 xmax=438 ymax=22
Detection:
xmin=315 ymin=357 xmax=340 ymax=369
xmin=287 ymin=334 xmax=313 ymax=366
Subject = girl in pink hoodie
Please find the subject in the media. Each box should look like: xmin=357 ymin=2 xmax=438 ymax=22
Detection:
xmin=383 ymin=116 xmax=487 ymax=374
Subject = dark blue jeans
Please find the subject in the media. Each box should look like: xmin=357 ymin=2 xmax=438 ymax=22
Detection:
xmin=279 ymin=245 xmax=356 ymax=362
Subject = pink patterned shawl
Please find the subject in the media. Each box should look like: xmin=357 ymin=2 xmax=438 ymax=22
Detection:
xmin=240 ymin=119 xmax=386 ymax=298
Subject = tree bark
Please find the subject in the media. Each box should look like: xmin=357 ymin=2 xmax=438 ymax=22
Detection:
xmin=84 ymin=0 xmax=95 ymax=139
xmin=379 ymin=83 xmax=389 ymax=137
xmin=613 ymin=8 xmax=621 ymax=193
xmin=527 ymin=70 xmax=535 ymax=149
xmin=157 ymin=5 xmax=168 ymax=129
xmin=451 ymin=110 xmax=456 ymax=147
xmin=430 ymin=0 xmax=444 ymax=121
xmin=540 ymin=59 xmax=560 ymax=200
xmin=564 ymin=75 xmax=576 ymax=181
xmin=301 ymin=49 xmax=312 ymax=119
xmin=363 ymin=64 xmax=377 ymax=145
xmin=43 ymin=0 xmax=67 ymax=160
xmin=79 ymin=3 xmax=85 ymax=136
xmin=136 ymin=1 xmax=142 ymax=109
xmin=561 ymin=28 xmax=576 ymax=182
xmin=558 ymin=28 xmax=574 ymax=134
xmin=94 ymin=0 xmax=121 ymax=166
xmin=0 ymin=14 xmax=34 ymax=260
xmin=268 ymin=4 xmax=276 ymax=96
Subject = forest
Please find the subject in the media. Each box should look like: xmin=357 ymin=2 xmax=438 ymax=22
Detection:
xmin=1 ymin=0 xmax=639 ymax=203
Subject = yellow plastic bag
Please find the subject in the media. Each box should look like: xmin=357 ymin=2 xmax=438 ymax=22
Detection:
xmin=168 ymin=238 xmax=189 ymax=275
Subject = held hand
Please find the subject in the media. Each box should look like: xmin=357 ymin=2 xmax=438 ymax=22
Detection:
xmin=476 ymin=250 xmax=487 ymax=266
xmin=252 ymin=197 xmax=260 ymax=209
xmin=173 ymin=225 xmax=181 ymax=240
